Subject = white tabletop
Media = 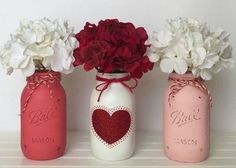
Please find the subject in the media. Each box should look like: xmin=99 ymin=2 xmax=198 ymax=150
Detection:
xmin=0 ymin=131 xmax=236 ymax=168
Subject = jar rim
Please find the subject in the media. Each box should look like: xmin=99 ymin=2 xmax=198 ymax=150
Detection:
xmin=96 ymin=72 xmax=129 ymax=79
xmin=169 ymin=72 xmax=201 ymax=80
xmin=33 ymin=70 xmax=60 ymax=75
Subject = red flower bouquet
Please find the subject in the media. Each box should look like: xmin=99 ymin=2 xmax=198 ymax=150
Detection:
xmin=73 ymin=19 xmax=153 ymax=78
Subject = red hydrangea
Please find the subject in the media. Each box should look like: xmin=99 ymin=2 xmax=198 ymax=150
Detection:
xmin=73 ymin=19 xmax=153 ymax=78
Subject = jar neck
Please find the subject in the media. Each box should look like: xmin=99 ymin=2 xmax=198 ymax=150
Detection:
xmin=95 ymin=72 xmax=131 ymax=86
xmin=27 ymin=71 xmax=61 ymax=83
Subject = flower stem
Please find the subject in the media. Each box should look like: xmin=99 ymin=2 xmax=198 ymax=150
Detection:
xmin=33 ymin=57 xmax=46 ymax=71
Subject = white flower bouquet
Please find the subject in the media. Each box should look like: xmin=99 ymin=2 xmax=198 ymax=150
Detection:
xmin=147 ymin=17 xmax=234 ymax=80
xmin=0 ymin=18 xmax=78 ymax=76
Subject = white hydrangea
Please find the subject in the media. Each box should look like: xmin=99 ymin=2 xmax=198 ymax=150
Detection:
xmin=0 ymin=18 xmax=78 ymax=77
xmin=147 ymin=17 xmax=234 ymax=80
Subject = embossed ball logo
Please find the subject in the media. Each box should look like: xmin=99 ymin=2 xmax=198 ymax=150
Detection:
xmin=29 ymin=108 xmax=57 ymax=126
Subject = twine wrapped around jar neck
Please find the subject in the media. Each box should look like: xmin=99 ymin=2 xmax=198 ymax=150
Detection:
xmin=95 ymin=73 xmax=138 ymax=102
xmin=27 ymin=71 xmax=61 ymax=85
xmin=168 ymin=73 xmax=212 ymax=108
xmin=22 ymin=71 xmax=61 ymax=113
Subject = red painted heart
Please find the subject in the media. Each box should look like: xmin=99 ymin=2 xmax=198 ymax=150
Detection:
xmin=92 ymin=109 xmax=131 ymax=144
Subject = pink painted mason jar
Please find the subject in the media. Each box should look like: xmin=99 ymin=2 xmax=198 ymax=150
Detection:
xmin=163 ymin=73 xmax=211 ymax=163
xmin=21 ymin=71 xmax=66 ymax=160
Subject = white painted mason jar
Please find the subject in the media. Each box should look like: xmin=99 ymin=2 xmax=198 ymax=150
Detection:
xmin=90 ymin=72 xmax=136 ymax=161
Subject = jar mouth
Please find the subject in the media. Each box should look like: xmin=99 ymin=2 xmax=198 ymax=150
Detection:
xmin=34 ymin=70 xmax=59 ymax=74
xmin=97 ymin=69 xmax=126 ymax=74
xmin=169 ymin=72 xmax=200 ymax=80
xmin=97 ymin=72 xmax=129 ymax=79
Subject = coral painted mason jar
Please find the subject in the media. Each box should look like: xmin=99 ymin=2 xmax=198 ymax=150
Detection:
xmin=163 ymin=73 xmax=211 ymax=163
xmin=21 ymin=71 xmax=66 ymax=160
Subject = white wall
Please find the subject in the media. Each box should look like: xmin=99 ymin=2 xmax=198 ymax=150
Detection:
xmin=0 ymin=0 xmax=235 ymax=132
